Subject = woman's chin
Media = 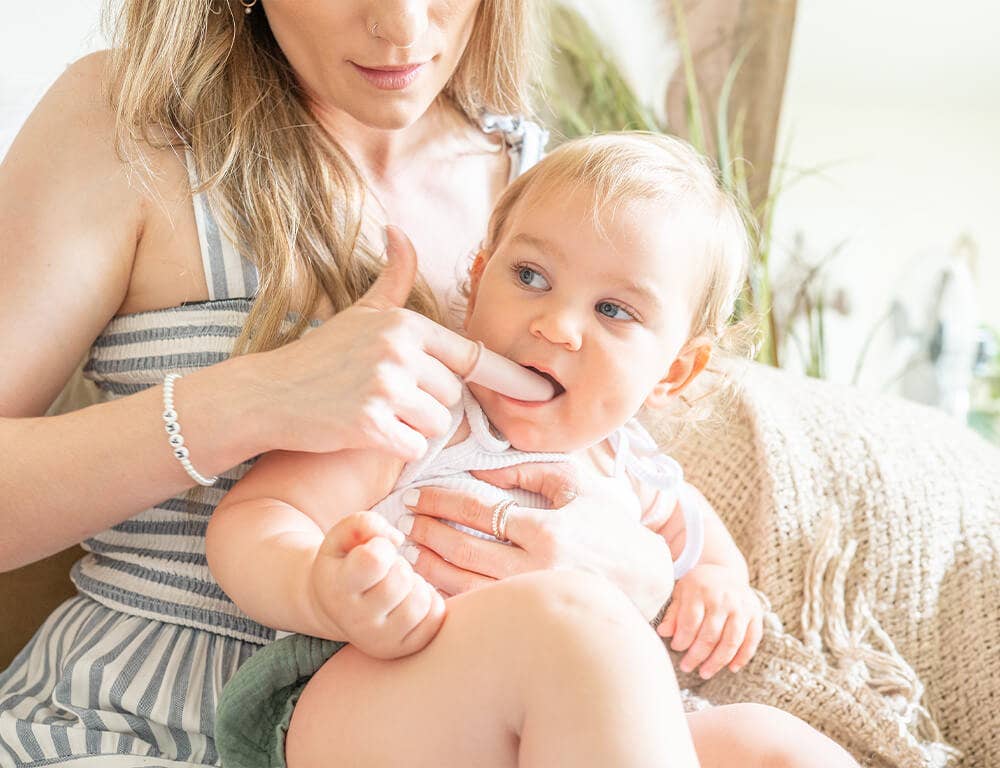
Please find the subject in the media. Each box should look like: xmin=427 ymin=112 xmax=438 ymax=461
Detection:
xmin=343 ymin=79 xmax=448 ymax=131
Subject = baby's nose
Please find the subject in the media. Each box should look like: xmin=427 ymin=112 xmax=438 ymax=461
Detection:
xmin=529 ymin=309 xmax=583 ymax=351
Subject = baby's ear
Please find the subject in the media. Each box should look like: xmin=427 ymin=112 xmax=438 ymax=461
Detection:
xmin=645 ymin=337 xmax=712 ymax=409
xmin=464 ymin=250 xmax=491 ymax=328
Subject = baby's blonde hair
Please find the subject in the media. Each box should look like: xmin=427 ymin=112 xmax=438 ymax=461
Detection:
xmin=483 ymin=132 xmax=752 ymax=349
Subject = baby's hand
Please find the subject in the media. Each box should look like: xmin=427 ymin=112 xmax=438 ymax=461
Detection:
xmin=656 ymin=563 xmax=763 ymax=679
xmin=310 ymin=511 xmax=446 ymax=659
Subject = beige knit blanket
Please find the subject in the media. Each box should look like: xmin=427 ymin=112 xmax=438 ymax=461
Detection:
xmin=647 ymin=361 xmax=1000 ymax=767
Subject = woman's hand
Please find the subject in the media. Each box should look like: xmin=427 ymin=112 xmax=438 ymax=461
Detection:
xmin=252 ymin=226 xmax=480 ymax=461
xmin=656 ymin=563 xmax=764 ymax=679
xmin=397 ymin=462 xmax=676 ymax=621
xmin=310 ymin=511 xmax=446 ymax=659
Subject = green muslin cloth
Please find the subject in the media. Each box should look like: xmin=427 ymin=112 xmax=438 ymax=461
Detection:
xmin=215 ymin=633 xmax=346 ymax=768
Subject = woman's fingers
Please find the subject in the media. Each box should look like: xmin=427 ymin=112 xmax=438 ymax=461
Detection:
xmin=355 ymin=225 xmax=418 ymax=311
xmin=393 ymin=384 xmax=454 ymax=441
xmin=413 ymin=312 xmax=483 ymax=382
xmin=404 ymin=543 xmax=496 ymax=595
xmin=403 ymin=487 xmax=541 ymax=547
xmin=368 ymin=413 xmax=429 ymax=462
xmin=413 ymin=352 xmax=464 ymax=411
xmin=402 ymin=514 xmax=524 ymax=579
xmin=470 ymin=462 xmax=581 ymax=508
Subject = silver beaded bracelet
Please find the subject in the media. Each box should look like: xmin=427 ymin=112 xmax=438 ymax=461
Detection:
xmin=162 ymin=373 xmax=218 ymax=487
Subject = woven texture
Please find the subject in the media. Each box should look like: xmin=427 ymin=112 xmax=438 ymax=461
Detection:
xmin=651 ymin=362 xmax=999 ymax=768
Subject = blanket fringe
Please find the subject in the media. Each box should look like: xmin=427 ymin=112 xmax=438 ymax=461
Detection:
xmin=801 ymin=512 xmax=962 ymax=767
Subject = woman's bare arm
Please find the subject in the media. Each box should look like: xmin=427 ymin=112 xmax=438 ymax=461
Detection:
xmin=0 ymin=53 xmax=271 ymax=570
xmin=1 ymin=55 xmax=480 ymax=573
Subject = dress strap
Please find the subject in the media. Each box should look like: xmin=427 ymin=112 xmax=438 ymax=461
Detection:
xmin=185 ymin=149 xmax=260 ymax=301
xmin=479 ymin=114 xmax=549 ymax=182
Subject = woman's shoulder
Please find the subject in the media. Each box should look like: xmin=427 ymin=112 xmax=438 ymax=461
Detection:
xmin=3 ymin=50 xmax=144 ymax=226
xmin=0 ymin=50 xmax=191 ymax=415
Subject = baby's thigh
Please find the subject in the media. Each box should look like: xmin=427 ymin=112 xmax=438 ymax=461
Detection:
xmin=686 ymin=703 xmax=859 ymax=768
xmin=286 ymin=617 xmax=515 ymax=767
xmin=286 ymin=569 xmax=641 ymax=768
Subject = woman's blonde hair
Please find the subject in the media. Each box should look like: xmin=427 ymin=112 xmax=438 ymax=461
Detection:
xmin=102 ymin=0 xmax=541 ymax=354
xmin=483 ymin=132 xmax=753 ymax=349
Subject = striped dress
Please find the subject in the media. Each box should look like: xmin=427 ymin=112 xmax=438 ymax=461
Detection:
xmin=0 ymin=116 xmax=547 ymax=767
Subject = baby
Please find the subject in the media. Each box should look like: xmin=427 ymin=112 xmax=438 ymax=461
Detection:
xmin=208 ymin=133 xmax=859 ymax=767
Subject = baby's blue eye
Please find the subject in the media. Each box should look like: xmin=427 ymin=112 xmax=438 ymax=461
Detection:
xmin=515 ymin=266 xmax=549 ymax=289
xmin=596 ymin=301 xmax=633 ymax=321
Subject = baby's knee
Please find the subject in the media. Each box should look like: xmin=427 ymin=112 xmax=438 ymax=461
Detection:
xmin=723 ymin=704 xmax=858 ymax=768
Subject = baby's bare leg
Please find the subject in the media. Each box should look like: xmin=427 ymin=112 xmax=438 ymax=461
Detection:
xmin=687 ymin=703 xmax=859 ymax=768
xmin=286 ymin=570 xmax=698 ymax=768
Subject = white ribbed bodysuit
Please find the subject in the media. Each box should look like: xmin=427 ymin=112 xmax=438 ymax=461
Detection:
xmin=371 ymin=386 xmax=705 ymax=579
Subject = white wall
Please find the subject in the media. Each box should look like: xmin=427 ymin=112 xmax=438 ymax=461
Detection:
xmin=0 ymin=1 xmax=107 ymax=156
xmin=770 ymin=0 xmax=1000 ymax=390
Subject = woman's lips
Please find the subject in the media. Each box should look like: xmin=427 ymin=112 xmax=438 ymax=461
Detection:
xmin=351 ymin=63 xmax=425 ymax=91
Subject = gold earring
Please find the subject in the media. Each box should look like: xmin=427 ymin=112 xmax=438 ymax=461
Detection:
xmin=239 ymin=0 xmax=257 ymax=15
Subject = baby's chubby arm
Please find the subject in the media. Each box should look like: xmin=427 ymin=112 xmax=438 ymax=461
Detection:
xmin=639 ymin=481 xmax=763 ymax=678
xmin=206 ymin=448 xmax=445 ymax=658
xmin=646 ymin=482 xmax=748 ymax=580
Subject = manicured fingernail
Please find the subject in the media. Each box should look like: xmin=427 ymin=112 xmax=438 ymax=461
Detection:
xmin=400 ymin=545 xmax=420 ymax=565
xmin=402 ymin=488 xmax=420 ymax=508
xmin=730 ymin=664 xmax=742 ymax=673
xmin=396 ymin=514 xmax=414 ymax=535
xmin=382 ymin=225 xmax=391 ymax=248
xmin=699 ymin=668 xmax=712 ymax=680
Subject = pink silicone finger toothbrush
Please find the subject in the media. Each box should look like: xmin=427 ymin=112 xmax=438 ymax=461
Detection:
xmin=462 ymin=341 xmax=555 ymax=402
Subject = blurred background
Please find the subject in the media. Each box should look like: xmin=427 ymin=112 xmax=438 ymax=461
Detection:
xmin=3 ymin=0 xmax=998 ymax=443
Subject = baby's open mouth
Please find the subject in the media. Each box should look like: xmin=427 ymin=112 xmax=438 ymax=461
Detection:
xmin=525 ymin=366 xmax=566 ymax=398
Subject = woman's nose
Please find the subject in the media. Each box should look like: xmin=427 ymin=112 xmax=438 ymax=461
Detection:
xmin=529 ymin=309 xmax=583 ymax=352
xmin=370 ymin=0 xmax=430 ymax=49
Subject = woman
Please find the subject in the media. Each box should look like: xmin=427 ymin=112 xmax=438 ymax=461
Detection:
xmin=0 ymin=1 xmax=696 ymax=765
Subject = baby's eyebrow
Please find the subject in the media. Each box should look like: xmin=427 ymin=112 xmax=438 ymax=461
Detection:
xmin=511 ymin=232 xmax=564 ymax=262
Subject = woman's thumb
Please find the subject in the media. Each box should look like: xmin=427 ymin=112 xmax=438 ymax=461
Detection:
xmin=357 ymin=225 xmax=418 ymax=311
xmin=321 ymin=511 xmax=405 ymax=558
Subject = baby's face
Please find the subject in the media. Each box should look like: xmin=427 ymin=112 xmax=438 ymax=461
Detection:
xmin=465 ymin=186 xmax=704 ymax=453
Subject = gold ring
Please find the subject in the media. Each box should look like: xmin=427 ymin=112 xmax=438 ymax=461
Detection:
xmin=491 ymin=499 xmax=517 ymax=543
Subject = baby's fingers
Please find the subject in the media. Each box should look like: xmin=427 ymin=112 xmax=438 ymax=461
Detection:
xmin=668 ymin=597 xmax=704 ymax=653
xmin=697 ymin=614 xmax=748 ymax=679
xmin=387 ymin=581 xmax=446 ymax=655
xmin=361 ymin=555 xmax=417 ymax=616
xmin=729 ymin=613 xmax=764 ymax=672
xmin=678 ymin=610 xmax=726 ymax=674
xmin=322 ymin=511 xmax=405 ymax=559
xmin=341 ymin=535 xmax=399 ymax=593
xmin=656 ymin=600 xmax=678 ymax=639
